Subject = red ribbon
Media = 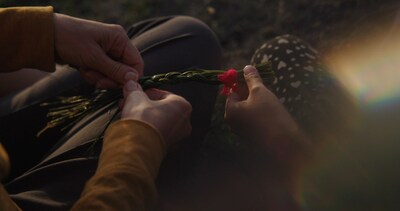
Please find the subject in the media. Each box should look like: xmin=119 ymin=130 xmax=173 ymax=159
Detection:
xmin=217 ymin=68 xmax=238 ymax=95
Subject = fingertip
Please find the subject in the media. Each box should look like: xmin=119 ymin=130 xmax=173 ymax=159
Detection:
xmin=243 ymin=65 xmax=258 ymax=76
xmin=124 ymin=71 xmax=138 ymax=82
xmin=243 ymin=65 xmax=263 ymax=90
xmin=123 ymin=80 xmax=142 ymax=98
xmin=124 ymin=80 xmax=142 ymax=92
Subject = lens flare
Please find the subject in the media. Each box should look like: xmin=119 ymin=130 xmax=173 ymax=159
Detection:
xmin=300 ymin=23 xmax=400 ymax=210
xmin=327 ymin=31 xmax=400 ymax=110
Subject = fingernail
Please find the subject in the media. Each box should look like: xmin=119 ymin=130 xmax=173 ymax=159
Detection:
xmin=124 ymin=72 xmax=138 ymax=81
xmin=125 ymin=80 xmax=137 ymax=91
xmin=243 ymin=65 xmax=257 ymax=75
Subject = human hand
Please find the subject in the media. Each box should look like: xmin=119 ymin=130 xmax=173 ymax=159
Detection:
xmin=225 ymin=65 xmax=311 ymax=203
xmin=54 ymin=13 xmax=144 ymax=89
xmin=225 ymin=65 xmax=310 ymax=159
xmin=121 ymin=81 xmax=192 ymax=147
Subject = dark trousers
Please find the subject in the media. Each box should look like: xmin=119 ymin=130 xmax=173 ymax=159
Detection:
xmin=1 ymin=16 xmax=222 ymax=210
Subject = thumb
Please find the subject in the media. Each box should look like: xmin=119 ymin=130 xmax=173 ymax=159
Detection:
xmin=123 ymin=80 xmax=143 ymax=99
xmin=243 ymin=65 xmax=263 ymax=91
xmin=145 ymin=88 xmax=172 ymax=101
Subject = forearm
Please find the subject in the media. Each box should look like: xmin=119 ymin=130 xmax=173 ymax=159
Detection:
xmin=265 ymin=123 xmax=311 ymax=167
xmin=249 ymin=130 xmax=309 ymax=210
xmin=249 ymin=115 xmax=312 ymax=206
xmin=0 ymin=6 xmax=55 ymax=72
xmin=72 ymin=120 xmax=166 ymax=211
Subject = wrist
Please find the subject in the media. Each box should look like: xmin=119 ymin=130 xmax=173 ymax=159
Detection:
xmin=101 ymin=120 xmax=166 ymax=173
xmin=120 ymin=116 xmax=166 ymax=144
xmin=249 ymin=118 xmax=312 ymax=174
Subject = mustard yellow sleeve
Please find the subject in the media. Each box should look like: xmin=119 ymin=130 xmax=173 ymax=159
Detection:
xmin=0 ymin=143 xmax=10 ymax=182
xmin=0 ymin=6 xmax=55 ymax=72
xmin=0 ymin=144 xmax=21 ymax=211
xmin=0 ymin=186 xmax=21 ymax=211
xmin=72 ymin=120 xmax=167 ymax=211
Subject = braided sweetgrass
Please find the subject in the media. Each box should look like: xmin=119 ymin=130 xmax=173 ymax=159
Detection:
xmin=139 ymin=62 xmax=273 ymax=89
xmin=37 ymin=62 xmax=274 ymax=137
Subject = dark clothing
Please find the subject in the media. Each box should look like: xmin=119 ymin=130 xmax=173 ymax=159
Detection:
xmin=1 ymin=16 xmax=222 ymax=210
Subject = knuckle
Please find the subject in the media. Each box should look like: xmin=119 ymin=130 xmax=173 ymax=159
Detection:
xmin=179 ymin=101 xmax=192 ymax=116
xmin=250 ymin=84 xmax=266 ymax=94
xmin=245 ymin=71 xmax=261 ymax=80
xmin=182 ymin=101 xmax=192 ymax=113
xmin=110 ymin=63 xmax=123 ymax=80
xmin=86 ymin=49 xmax=104 ymax=66
xmin=105 ymin=24 xmax=127 ymax=45
xmin=109 ymin=24 xmax=124 ymax=32
xmin=110 ymin=25 xmax=127 ymax=40
xmin=168 ymin=96 xmax=192 ymax=117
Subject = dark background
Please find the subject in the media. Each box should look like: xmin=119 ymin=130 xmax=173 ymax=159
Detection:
xmin=1 ymin=0 xmax=398 ymax=67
